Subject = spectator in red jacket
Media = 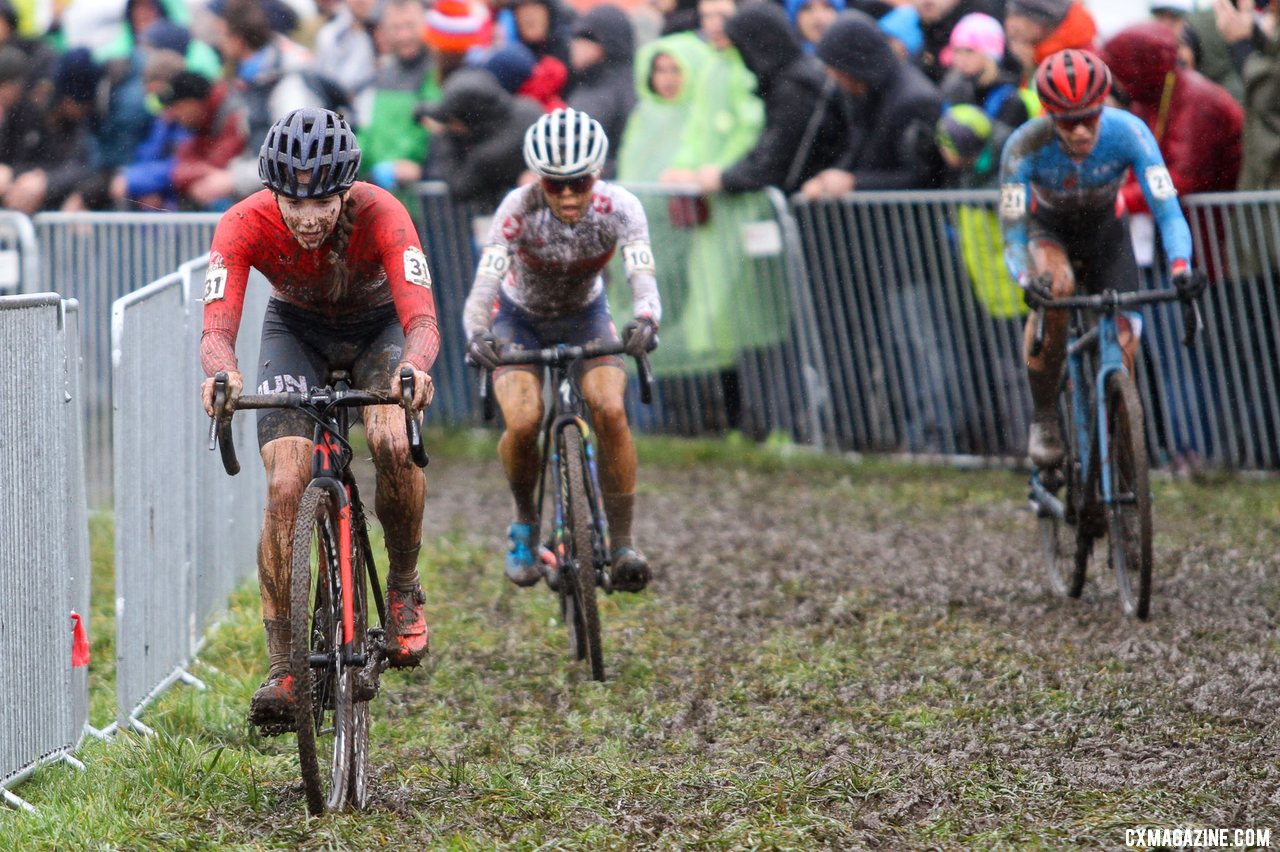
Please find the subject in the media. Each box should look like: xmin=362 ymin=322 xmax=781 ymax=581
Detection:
xmin=164 ymin=71 xmax=250 ymax=210
xmin=1103 ymin=21 xmax=1243 ymax=471
xmin=1102 ymin=21 xmax=1242 ymax=260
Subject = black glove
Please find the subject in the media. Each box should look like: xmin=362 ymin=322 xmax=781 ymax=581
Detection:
xmin=1023 ymin=274 xmax=1054 ymax=310
xmin=466 ymin=331 xmax=501 ymax=370
xmin=621 ymin=316 xmax=658 ymax=357
xmin=1172 ymin=269 xmax=1207 ymax=301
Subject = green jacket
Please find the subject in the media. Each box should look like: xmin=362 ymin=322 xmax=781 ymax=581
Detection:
xmin=1187 ymin=10 xmax=1245 ymax=105
xmin=92 ymin=0 xmax=222 ymax=80
xmin=357 ymin=55 xmax=441 ymax=170
xmin=670 ymin=43 xmax=763 ymax=170
xmin=1239 ymin=30 xmax=1280 ymax=190
xmin=617 ymin=33 xmax=712 ymax=183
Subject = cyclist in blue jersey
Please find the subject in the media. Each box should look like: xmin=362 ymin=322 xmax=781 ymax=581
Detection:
xmin=999 ymin=49 xmax=1206 ymax=468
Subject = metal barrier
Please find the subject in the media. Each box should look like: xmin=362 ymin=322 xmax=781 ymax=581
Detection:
xmin=111 ymin=257 xmax=266 ymax=733
xmin=414 ymin=181 xmax=830 ymax=442
xmin=792 ymin=191 xmax=1033 ymax=458
xmin=34 ymin=213 xmax=222 ymax=504
xmin=417 ymin=181 xmax=1278 ymax=470
xmin=0 ymin=212 xmax=39 ymax=297
xmin=0 ymin=294 xmax=90 ymax=811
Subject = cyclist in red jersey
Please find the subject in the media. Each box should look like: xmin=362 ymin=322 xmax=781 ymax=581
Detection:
xmin=199 ymin=108 xmax=440 ymax=731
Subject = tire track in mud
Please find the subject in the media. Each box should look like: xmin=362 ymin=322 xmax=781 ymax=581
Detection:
xmin=402 ymin=454 xmax=1280 ymax=838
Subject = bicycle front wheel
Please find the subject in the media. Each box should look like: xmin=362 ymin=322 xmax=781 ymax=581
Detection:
xmin=1042 ymin=384 xmax=1089 ymax=598
xmin=1105 ymin=372 xmax=1153 ymax=619
xmin=290 ymin=485 xmax=354 ymax=814
xmin=560 ymin=427 xmax=605 ymax=681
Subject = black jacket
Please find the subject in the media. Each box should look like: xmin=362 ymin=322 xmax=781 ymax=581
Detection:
xmin=426 ymin=70 xmax=544 ymax=207
xmin=817 ymin=11 xmax=945 ymax=190
xmin=721 ymin=3 xmax=847 ymax=194
xmin=566 ymin=5 xmax=636 ymax=178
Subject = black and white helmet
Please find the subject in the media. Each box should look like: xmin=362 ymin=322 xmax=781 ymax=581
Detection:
xmin=522 ymin=107 xmax=608 ymax=179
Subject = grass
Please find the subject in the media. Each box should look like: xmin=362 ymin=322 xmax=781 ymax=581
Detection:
xmin=1 ymin=430 xmax=1277 ymax=848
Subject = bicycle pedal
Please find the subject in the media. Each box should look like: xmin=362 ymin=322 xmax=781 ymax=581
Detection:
xmin=253 ymin=718 xmax=296 ymax=737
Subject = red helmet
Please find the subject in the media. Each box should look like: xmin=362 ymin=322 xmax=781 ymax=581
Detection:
xmin=1034 ymin=49 xmax=1112 ymax=119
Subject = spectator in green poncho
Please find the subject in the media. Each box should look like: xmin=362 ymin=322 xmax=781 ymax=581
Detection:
xmin=358 ymin=0 xmax=441 ymax=210
xmin=652 ymin=0 xmax=789 ymax=438
xmin=612 ymin=32 xmax=712 ymax=397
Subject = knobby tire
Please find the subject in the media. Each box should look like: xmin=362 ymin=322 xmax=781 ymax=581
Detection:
xmin=562 ymin=427 xmax=605 ymax=681
xmin=1105 ymin=372 xmax=1153 ymax=619
xmin=1043 ymin=379 xmax=1087 ymax=598
xmin=290 ymin=485 xmax=353 ymax=814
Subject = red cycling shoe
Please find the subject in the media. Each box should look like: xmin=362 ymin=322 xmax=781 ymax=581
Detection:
xmin=248 ymin=673 xmax=296 ymax=735
xmin=385 ymin=584 xmax=429 ymax=668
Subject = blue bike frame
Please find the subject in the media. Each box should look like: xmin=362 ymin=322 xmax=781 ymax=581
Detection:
xmin=1066 ymin=311 xmax=1131 ymax=510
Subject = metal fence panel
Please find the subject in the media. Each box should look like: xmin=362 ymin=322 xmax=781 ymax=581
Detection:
xmin=791 ymin=191 xmax=1032 ymax=458
xmin=112 ymin=274 xmax=197 ymax=728
xmin=0 ymin=294 xmax=80 ymax=792
xmin=0 ymin=212 xmax=39 ymax=296
xmin=35 ymin=213 xmax=221 ymax=504
xmin=187 ymin=260 xmax=268 ymax=640
xmin=413 ymin=182 xmax=829 ymax=442
xmin=61 ymin=302 xmax=92 ymax=746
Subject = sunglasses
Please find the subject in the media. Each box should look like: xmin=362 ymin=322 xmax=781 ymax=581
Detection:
xmin=1052 ymin=112 xmax=1102 ymax=131
xmin=541 ymin=175 xmax=596 ymax=195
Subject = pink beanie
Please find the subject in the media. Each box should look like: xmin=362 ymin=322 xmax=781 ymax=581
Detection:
xmin=941 ymin=13 xmax=1005 ymax=66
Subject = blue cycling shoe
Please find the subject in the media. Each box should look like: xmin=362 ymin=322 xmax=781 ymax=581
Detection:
xmin=506 ymin=523 xmax=544 ymax=587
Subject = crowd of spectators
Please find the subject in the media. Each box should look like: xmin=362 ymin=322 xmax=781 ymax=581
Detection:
xmin=0 ymin=0 xmax=1274 ymax=218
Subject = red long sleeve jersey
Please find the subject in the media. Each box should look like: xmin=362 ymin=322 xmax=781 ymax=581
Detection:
xmin=200 ymin=182 xmax=440 ymax=376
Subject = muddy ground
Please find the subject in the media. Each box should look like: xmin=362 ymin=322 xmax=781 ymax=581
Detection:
xmin=365 ymin=447 xmax=1280 ymax=846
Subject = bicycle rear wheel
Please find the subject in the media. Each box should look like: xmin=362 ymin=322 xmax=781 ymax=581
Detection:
xmin=560 ymin=427 xmax=605 ymax=681
xmin=1105 ymin=372 xmax=1153 ymax=619
xmin=290 ymin=485 xmax=354 ymax=814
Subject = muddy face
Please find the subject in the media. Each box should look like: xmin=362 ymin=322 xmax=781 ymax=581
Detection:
xmin=541 ymin=177 xmax=595 ymax=224
xmin=276 ymin=192 xmax=345 ymax=250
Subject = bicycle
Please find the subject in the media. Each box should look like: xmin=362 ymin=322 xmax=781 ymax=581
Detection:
xmin=478 ymin=342 xmax=653 ymax=682
xmin=207 ymin=367 xmax=429 ymax=814
xmin=1027 ymin=288 xmax=1200 ymax=619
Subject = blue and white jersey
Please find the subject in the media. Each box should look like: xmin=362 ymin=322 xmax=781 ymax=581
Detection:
xmin=998 ymin=107 xmax=1192 ymax=284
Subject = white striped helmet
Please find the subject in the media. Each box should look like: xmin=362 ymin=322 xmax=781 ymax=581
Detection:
xmin=522 ymin=107 xmax=609 ymax=179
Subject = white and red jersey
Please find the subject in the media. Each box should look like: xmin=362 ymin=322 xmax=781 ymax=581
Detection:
xmin=200 ymin=182 xmax=440 ymax=375
xmin=462 ymin=181 xmax=662 ymax=338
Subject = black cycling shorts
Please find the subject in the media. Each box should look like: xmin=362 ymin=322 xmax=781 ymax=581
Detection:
xmin=253 ymin=298 xmax=404 ymax=447
xmin=1027 ymin=209 xmax=1139 ymax=294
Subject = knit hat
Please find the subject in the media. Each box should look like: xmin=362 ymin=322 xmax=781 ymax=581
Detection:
xmin=425 ymin=0 xmax=493 ymax=53
xmin=877 ymin=6 xmax=923 ymax=58
xmin=1150 ymin=0 xmax=1193 ymax=13
xmin=815 ymin=10 xmax=898 ymax=90
xmin=140 ymin=20 xmax=191 ymax=56
xmin=936 ymin=104 xmax=992 ymax=161
xmin=158 ymin=70 xmax=212 ymax=106
xmin=479 ymin=42 xmax=536 ymax=93
xmin=1006 ymin=0 xmax=1072 ymax=29
xmin=54 ymin=48 xmax=102 ymax=104
xmin=942 ymin=13 xmax=1005 ymax=65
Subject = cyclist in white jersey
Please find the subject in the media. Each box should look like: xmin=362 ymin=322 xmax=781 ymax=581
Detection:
xmin=463 ymin=107 xmax=662 ymax=592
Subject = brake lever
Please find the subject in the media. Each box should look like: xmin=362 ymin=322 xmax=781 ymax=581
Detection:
xmin=400 ymin=366 xmax=429 ymax=468
xmin=209 ymin=372 xmax=240 ymax=476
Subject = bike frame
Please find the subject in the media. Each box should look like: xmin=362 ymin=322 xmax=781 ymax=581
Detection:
xmin=305 ymin=384 xmax=364 ymax=660
xmin=1065 ymin=309 xmax=1130 ymax=511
